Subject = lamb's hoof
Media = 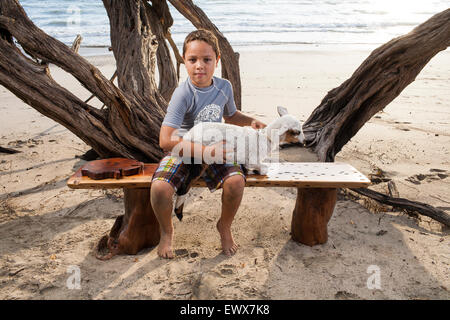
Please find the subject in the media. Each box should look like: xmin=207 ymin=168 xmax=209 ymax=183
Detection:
xmin=258 ymin=166 xmax=269 ymax=175
xmin=252 ymin=169 xmax=267 ymax=175
xmin=174 ymin=205 xmax=184 ymax=221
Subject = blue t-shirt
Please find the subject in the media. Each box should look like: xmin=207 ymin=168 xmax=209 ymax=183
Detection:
xmin=162 ymin=76 xmax=237 ymax=136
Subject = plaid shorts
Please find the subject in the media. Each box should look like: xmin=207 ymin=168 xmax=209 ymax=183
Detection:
xmin=151 ymin=155 xmax=246 ymax=193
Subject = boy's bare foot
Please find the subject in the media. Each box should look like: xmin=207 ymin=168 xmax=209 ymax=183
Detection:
xmin=157 ymin=231 xmax=174 ymax=259
xmin=217 ymin=219 xmax=238 ymax=256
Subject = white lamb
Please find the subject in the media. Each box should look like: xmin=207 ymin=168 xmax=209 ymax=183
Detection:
xmin=179 ymin=108 xmax=304 ymax=175
xmin=171 ymin=106 xmax=304 ymax=217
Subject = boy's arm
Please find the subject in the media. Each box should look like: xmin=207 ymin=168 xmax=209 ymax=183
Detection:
xmin=159 ymin=125 xmax=227 ymax=161
xmin=159 ymin=125 xmax=183 ymax=152
xmin=224 ymin=110 xmax=266 ymax=129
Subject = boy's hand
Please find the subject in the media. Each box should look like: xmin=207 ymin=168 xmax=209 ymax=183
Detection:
xmin=251 ymin=119 xmax=266 ymax=129
xmin=204 ymin=140 xmax=233 ymax=164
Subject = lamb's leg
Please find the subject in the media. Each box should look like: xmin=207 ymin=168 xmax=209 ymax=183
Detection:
xmin=259 ymin=163 xmax=269 ymax=175
xmin=174 ymin=164 xmax=209 ymax=220
xmin=174 ymin=194 xmax=188 ymax=221
xmin=251 ymin=163 xmax=268 ymax=175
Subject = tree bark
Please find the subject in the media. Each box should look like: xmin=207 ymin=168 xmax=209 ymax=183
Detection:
xmin=149 ymin=0 xmax=178 ymax=101
xmin=103 ymin=0 xmax=176 ymax=104
xmin=71 ymin=34 xmax=82 ymax=53
xmin=303 ymin=9 xmax=450 ymax=162
xmin=0 ymin=0 xmax=166 ymax=162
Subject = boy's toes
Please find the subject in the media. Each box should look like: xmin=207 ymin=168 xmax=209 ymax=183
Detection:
xmin=223 ymin=244 xmax=239 ymax=256
xmin=158 ymin=249 xmax=174 ymax=259
xmin=157 ymin=244 xmax=174 ymax=259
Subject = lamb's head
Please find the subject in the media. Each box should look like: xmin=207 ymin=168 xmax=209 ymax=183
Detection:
xmin=263 ymin=107 xmax=305 ymax=146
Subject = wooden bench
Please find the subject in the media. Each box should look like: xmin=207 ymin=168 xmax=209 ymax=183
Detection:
xmin=67 ymin=159 xmax=370 ymax=258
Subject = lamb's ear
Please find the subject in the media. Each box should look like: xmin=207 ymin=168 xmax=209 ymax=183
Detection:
xmin=277 ymin=106 xmax=289 ymax=117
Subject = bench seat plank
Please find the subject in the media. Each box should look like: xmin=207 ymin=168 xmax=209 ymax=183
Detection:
xmin=67 ymin=162 xmax=370 ymax=189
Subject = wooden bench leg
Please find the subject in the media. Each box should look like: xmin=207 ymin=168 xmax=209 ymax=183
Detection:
xmin=96 ymin=187 xmax=160 ymax=259
xmin=291 ymin=188 xmax=337 ymax=246
xmin=121 ymin=188 xmax=160 ymax=251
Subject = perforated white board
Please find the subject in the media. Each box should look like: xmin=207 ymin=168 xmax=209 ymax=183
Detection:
xmin=245 ymin=162 xmax=371 ymax=188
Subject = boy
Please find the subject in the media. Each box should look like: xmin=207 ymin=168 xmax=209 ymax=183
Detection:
xmin=151 ymin=29 xmax=266 ymax=259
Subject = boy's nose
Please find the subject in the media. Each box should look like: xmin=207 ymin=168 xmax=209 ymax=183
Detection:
xmin=195 ymin=61 xmax=204 ymax=69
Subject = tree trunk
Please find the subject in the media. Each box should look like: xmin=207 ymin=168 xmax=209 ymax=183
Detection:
xmin=103 ymin=0 xmax=177 ymax=104
xmin=0 ymin=0 xmax=167 ymax=162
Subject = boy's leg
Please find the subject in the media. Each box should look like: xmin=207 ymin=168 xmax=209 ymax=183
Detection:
xmin=150 ymin=155 xmax=191 ymax=259
xmin=218 ymin=174 xmax=245 ymax=256
xmin=150 ymin=180 xmax=175 ymax=259
xmin=203 ymin=164 xmax=246 ymax=256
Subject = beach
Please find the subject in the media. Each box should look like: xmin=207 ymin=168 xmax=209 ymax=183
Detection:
xmin=0 ymin=44 xmax=449 ymax=300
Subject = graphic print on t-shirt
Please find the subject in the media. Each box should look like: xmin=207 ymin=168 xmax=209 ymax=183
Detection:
xmin=194 ymin=104 xmax=222 ymax=124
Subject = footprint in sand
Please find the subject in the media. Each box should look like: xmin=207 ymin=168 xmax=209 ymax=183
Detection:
xmin=174 ymin=248 xmax=189 ymax=257
xmin=334 ymin=290 xmax=361 ymax=300
xmin=406 ymin=169 xmax=448 ymax=185
xmin=220 ymin=268 xmax=234 ymax=275
xmin=220 ymin=264 xmax=236 ymax=276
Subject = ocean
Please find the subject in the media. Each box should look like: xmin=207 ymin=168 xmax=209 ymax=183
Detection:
xmin=19 ymin=0 xmax=449 ymax=53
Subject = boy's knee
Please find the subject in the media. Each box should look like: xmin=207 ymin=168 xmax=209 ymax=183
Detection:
xmin=151 ymin=180 xmax=174 ymax=206
xmin=223 ymin=175 xmax=245 ymax=196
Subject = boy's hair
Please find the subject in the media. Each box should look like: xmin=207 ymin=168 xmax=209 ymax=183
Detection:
xmin=183 ymin=29 xmax=220 ymax=58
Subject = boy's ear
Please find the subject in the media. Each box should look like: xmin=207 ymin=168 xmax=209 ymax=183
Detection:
xmin=216 ymin=55 xmax=220 ymax=66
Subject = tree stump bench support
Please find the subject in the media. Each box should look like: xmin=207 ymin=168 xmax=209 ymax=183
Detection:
xmin=67 ymin=159 xmax=370 ymax=258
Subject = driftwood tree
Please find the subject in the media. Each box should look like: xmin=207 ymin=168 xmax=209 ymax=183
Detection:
xmin=0 ymin=1 xmax=449 ymax=256
xmin=300 ymin=8 xmax=450 ymax=228
xmin=302 ymin=9 xmax=450 ymax=162
xmin=0 ymin=0 xmax=242 ymax=163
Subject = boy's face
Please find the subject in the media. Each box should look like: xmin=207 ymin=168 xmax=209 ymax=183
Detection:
xmin=183 ymin=40 xmax=219 ymax=88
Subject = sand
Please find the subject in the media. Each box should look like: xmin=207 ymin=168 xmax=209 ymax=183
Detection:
xmin=0 ymin=44 xmax=449 ymax=300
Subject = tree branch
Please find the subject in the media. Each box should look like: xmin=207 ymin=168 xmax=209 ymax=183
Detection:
xmin=0 ymin=146 xmax=20 ymax=154
xmin=0 ymin=0 xmax=165 ymax=162
xmin=145 ymin=0 xmax=178 ymax=101
xmin=351 ymin=187 xmax=450 ymax=227
xmin=0 ymin=5 xmax=133 ymax=124
xmin=165 ymin=29 xmax=184 ymax=80
xmin=0 ymin=35 xmax=131 ymax=158
xmin=303 ymin=9 xmax=450 ymax=162
xmin=71 ymin=34 xmax=82 ymax=53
